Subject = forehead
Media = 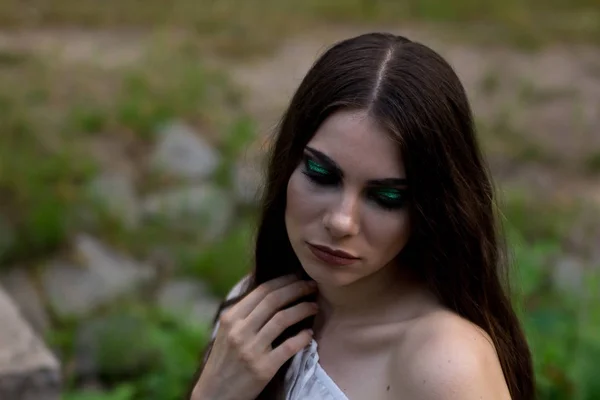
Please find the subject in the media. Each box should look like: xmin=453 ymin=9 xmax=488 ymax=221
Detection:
xmin=306 ymin=110 xmax=406 ymax=178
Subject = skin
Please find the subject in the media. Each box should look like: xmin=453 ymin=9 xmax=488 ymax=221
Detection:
xmin=193 ymin=109 xmax=511 ymax=400
xmin=285 ymin=109 xmax=512 ymax=400
xmin=192 ymin=275 xmax=319 ymax=400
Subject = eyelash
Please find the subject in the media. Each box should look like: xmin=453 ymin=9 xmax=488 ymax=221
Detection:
xmin=302 ymin=158 xmax=340 ymax=186
xmin=301 ymin=156 xmax=406 ymax=210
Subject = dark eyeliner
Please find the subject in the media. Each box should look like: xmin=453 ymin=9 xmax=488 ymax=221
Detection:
xmin=368 ymin=188 xmax=407 ymax=210
xmin=301 ymin=155 xmax=340 ymax=186
xmin=306 ymin=159 xmax=328 ymax=175
xmin=300 ymin=150 xmax=407 ymax=209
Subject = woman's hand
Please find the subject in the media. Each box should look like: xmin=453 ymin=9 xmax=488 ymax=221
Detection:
xmin=191 ymin=275 xmax=319 ymax=400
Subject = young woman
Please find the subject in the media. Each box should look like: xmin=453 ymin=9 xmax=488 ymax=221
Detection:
xmin=190 ymin=32 xmax=535 ymax=400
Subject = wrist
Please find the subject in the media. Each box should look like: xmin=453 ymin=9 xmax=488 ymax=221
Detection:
xmin=190 ymin=387 xmax=214 ymax=400
xmin=190 ymin=379 xmax=223 ymax=400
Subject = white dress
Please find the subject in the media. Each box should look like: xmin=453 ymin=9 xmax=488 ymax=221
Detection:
xmin=211 ymin=277 xmax=349 ymax=400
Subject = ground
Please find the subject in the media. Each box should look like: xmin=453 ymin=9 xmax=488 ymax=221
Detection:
xmin=1 ymin=22 xmax=599 ymax=267
xmin=0 ymin=9 xmax=599 ymax=398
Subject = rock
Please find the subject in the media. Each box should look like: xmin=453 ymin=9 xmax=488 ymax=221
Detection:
xmin=0 ymin=268 xmax=50 ymax=335
xmin=232 ymin=159 xmax=263 ymax=205
xmin=0 ymin=287 xmax=61 ymax=400
xmin=142 ymin=184 xmax=235 ymax=242
xmin=552 ymin=255 xmax=585 ymax=294
xmin=87 ymin=172 xmax=140 ymax=228
xmin=151 ymin=121 xmax=220 ymax=181
xmin=157 ymin=279 xmax=220 ymax=324
xmin=41 ymin=235 xmax=153 ymax=318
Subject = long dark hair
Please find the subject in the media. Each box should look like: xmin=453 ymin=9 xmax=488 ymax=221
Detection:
xmin=193 ymin=32 xmax=535 ymax=400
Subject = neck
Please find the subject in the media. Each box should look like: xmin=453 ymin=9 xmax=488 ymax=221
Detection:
xmin=313 ymin=261 xmax=425 ymax=331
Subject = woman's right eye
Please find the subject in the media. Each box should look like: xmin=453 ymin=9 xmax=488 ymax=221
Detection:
xmin=302 ymin=158 xmax=339 ymax=186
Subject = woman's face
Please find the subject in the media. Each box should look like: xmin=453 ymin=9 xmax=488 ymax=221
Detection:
xmin=285 ymin=109 xmax=411 ymax=287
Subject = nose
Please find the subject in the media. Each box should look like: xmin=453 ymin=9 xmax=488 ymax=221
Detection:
xmin=323 ymin=191 xmax=360 ymax=238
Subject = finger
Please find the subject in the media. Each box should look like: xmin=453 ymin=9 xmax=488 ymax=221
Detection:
xmin=222 ymin=275 xmax=299 ymax=323
xmin=254 ymin=302 xmax=319 ymax=351
xmin=244 ymin=280 xmax=317 ymax=332
xmin=265 ymin=329 xmax=314 ymax=371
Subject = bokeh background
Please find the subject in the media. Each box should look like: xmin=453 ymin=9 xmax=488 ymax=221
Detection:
xmin=0 ymin=1 xmax=599 ymax=399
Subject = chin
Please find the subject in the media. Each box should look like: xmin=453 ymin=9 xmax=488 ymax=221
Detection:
xmin=298 ymin=256 xmax=360 ymax=287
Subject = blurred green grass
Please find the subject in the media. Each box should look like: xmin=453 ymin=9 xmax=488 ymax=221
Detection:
xmin=0 ymin=0 xmax=599 ymax=55
xmin=0 ymin=39 xmax=245 ymax=268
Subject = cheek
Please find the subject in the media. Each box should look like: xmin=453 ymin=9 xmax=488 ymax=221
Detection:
xmin=285 ymin=171 xmax=326 ymax=228
xmin=363 ymin=210 xmax=411 ymax=255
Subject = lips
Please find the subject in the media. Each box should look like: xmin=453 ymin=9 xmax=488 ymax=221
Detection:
xmin=307 ymin=242 xmax=359 ymax=266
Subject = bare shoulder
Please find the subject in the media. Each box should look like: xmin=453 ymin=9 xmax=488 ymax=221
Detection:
xmin=390 ymin=309 xmax=511 ymax=400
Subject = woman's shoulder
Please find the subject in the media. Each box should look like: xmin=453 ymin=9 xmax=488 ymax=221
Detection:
xmin=390 ymin=309 xmax=511 ymax=399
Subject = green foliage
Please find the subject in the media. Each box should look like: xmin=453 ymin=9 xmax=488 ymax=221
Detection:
xmin=479 ymin=69 xmax=501 ymax=96
xmin=583 ymin=151 xmax=600 ymax=175
xmin=523 ymin=272 xmax=600 ymax=400
xmin=220 ymin=115 xmax=258 ymax=161
xmin=116 ymin=73 xmax=173 ymax=140
xmin=214 ymin=115 xmax=258 ymax=187
xmin=500 ymin=189 xmax=577 ymax=243
xmin=0 ymin=49 xmax=31 ymax=66
xmin=0 ymin=39 xmax=242 ymax=268
xmin=133 ymin=311 xmax=210 ymax=399
xmin=509 ymin=231 xmax=559 ymax=302
xmin=0 ymin=0 xmax=598 ymax=53
xmin=112 ymin=57 xmax=220 ymax=140
xmin=0 ymin=101 xmax=97 ymax=265
xmin=508 ymin=228 xmax=600 ymax=399
xmin=182 ymin=219 xmax=254 ymax=297
xmin=61 ymin=307 xmax=211 ymax=400
xmin=67 ymin=104 xmax=109 ymax=135
xmin=63 ymin=385 xmax=136 ymax=400
xmin=483 ymin=109 xmax=557 ymax=165
xmin=516 ymin=79 xmax=576 ymax=105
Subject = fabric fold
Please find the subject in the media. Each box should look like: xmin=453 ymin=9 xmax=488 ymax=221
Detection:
xmin=285 ymin=339 xmax=347 ymax=400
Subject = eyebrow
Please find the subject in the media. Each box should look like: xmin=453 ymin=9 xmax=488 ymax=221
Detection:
xmin=304 ymin=146 xmax=408 ymax=187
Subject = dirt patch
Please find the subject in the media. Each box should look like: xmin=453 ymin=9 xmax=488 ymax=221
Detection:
xmin=0 ymin=29 xmax=149 ymax=68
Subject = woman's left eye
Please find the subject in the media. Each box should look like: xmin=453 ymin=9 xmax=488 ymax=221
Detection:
xmin=306 ymin=159 xmax=329 ymax=175
xmin=369 ymin=189 xmax=406 ymax=210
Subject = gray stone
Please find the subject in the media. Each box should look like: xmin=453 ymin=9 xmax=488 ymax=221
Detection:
xmin=0 ymin=269 xmax=50 ymax=334
xmin=232 ymin=159 xmax=263 ymax=205
xmin=87 ymin=172 xmax=140 ymax=228
xmin=151 ymin=121 xmax=220 ymax=181
xmin=0 ymin=287 xmax=61 ymax=400
xmin=552 ymin=255 xmax=585 ymax=294
xmin=142 ymin=184 xmax=235 ymax=241
xmin=157 ymin=279 xmax=220 ymax=324
xmin=41 ymin=235 xmax=153 ymax=318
